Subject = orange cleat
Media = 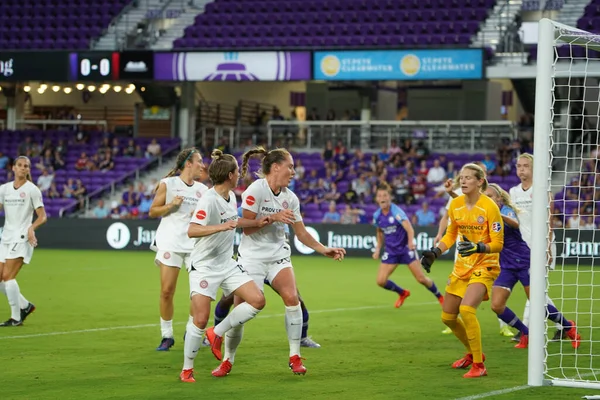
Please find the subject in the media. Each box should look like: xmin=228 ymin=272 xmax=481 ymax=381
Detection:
xmin=212 ymin=359 xmax=233 ymax=378
xmin=451 ymin=353 xmax=486 ymax=369
xmin=289 ymin=355 xmax=307 ymax=375
xmin=205 ymin=327 xmax=223 ymax=361
xmin=395 ymin=290 xmax=411 ymax=308
xmin=437 ymin=296 xmax=444 ymax=306
xmin=566 ymin=320 xmax=581 ymax=349
xmin=179 ymin=368 xmax=195 ymax=383
xmin=514 ymin=334 xmax=528 ymax=349
xmin=463 ymin=362 xmax=487 ymax=378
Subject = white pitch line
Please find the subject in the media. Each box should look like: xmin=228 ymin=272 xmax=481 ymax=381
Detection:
xmin=0 ymin=301 xmax=438 ymax=340
xmin=453 ymin=385 xmax=530 ymax=400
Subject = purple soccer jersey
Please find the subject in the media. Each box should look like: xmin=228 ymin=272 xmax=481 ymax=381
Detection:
xmin=373 ymin=204 xmax=417 ymax=265
xmin=494 ymin=205 xmax=531 ymax=289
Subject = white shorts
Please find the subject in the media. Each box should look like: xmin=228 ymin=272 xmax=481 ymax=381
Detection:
xmin=154 ymin=249 xmax=190 ymax=269
xmin=0 ymin=242 xmax=34 ymax=264
xmin=548 ymin=242 xmax=557 ymax=271
xmin=188 ymin=258 xmax=253 ymax=300
xmin=238 ymin=255 xmax=293 ymax=291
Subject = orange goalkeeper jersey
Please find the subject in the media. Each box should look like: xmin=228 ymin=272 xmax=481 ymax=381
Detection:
xmin=440 ymin=194 xmax=504 ymax=279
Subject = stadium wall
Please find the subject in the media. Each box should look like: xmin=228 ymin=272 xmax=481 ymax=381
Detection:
xmin=0 ymin=219 xmax=595 ymax=265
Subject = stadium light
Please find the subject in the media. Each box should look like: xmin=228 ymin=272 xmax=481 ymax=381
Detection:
xmin=63 ymin=87 xmax=72 ymax=94
xmin=87 ymin=85 xmax=96 ymax=92
xmin=23 ymin=85 xmax=31 ymax=92
xmin=40 ymin=83 xmax=48 ymax=90
xmin=37 ymin=87 xmax=45 ymax=94
xmin=113 ymin=85 xmax=122 ymax=93
xmin=76 ymin=83 xmax=85 ymax=91
xmin=52 ymin=85 xmax=60 ymax=92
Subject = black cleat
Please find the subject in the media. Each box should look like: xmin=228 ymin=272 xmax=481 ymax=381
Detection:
xmin=156 ymin=337 xmax=175 ymax=351
xmin=0 ymin=318 xmax=23 ymax=327
xmin=512 ymin=331 xmax=522 ymax=342
xmin=550 ymin=328 xmax=568 ymax=342
xmin=20 ymin=303 xmax=36 ymax=323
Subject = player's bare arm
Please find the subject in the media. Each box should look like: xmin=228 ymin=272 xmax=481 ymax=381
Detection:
xmin=188 ymin=220 xmax=237 ymax=238
xmin=372 ymin=228 xmax=384 ymax=260
xmin=149 ymin=182 xmax=182 ymax=218
xmin=501 ymin=214 xmax=519 ymax=229
xmin=292 ymin=221 xmax=346 ymax=260
xmin=237 ymin=216 xmax=270 ymax=229
xmin=400 ymin=220 xmax=416 ymax=250
xmin=28 ymin=206 xmax=47 ymax=247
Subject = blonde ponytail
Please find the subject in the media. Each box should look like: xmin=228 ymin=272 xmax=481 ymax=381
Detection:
xmin=488 ymin=183 xmax=520 ymax=213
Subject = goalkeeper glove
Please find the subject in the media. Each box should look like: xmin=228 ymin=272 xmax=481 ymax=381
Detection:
xmin=421 ymin=247 xmax=442 ymax=273
xmin=457 ymin=235 xmax=486 ymax=257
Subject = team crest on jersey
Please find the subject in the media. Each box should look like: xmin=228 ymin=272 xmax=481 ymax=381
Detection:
xmin=477 ymin=216 xmax=484 ymax=224
xmin=246 ymin=195 xmax=256 ymax=206
xmin=282 ymin=200 xmax=289 ymax=209
xmin=492 ymin=222 xmax=502 ymax=232
xmin=199 ymin=280 xmax=208 ymax=289
xmin=19 ymin=192 xmax=26 ymax=198
xmin=388 ymin=216 xmax=394 ymax=223
xmin=196 ymin=210 xmax=206 ymax=220
xmin=163 ymin=252 xmax=171 ymax=260
xmin=196 ymin=191 xmax=203 ymax=198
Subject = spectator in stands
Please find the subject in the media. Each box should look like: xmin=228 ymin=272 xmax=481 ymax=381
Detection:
xmin=312 ymin=183 xmax=327 ymax=206
xmin=36 ymin=149 xmax=54 ymax=171
xmin=122 ymin=184 xmax=138 ymax=208
xmin=62 ymin=178 xmax=77 ymax=198
xmin=75 ymin=152 xmax=88 ymax=171
xmin=581 ymin=216 xmax=596 ymax=230
xmin=411 ymin=175 xmax=427 ymax=200
xmin=55 ymin=139 xmax=67 ymax=157
xmin=388 ymin=139 xmax=402 ymax=156
xmin=322 ymin=140 xmax=334 ymax=162
xmin=146 ymin=139 xmax=162 ymax=158
xmin=414 ymin=141 xmax=429 ymax=162
xmin=18 ymin=136 xmax=33 ymax=157
xmin=378 ymin=146 xmax=390 ymax=162
xmin=134 ymin=145 xmax=144 ymax=158
xmin=0 ymin=152 xmax=8 ymax=169
xmin=417 ymin=160 xmax=429 ymax=177
xmin=111 ymin=138 xmax=120 ymax=157
xmin=122 ymin=139 xmax=136 ymax=157
xmin=214 ymin=137 xmax=231 ymax=154
xmin=446 ymin=161 xmax=457 ymax=180
xmin=334 ymin=146 xmax=350 ymax=169
xmin=137 ymin=194 xmax=153 ymax=218
xmin=481 ymin=154 xmax=496 ymax=174
xmin=307 ymin=169 xmax=319 ymax=189
xmin=307 ymin=107 xmax=320 ymax=121
xmin=37 ymin=168 xmax=54 ymax=193
xmin=271 ymin=107 xmax=284 ymax=121
xmin=325 ymin=109 xmax=336 ymax=121
xmin=75 ymin=130 xmax=89 ymax=144
xmin=47 ymin=182 xmax=60 ymax=199
xmin=352 ymin=174 xmax=371 ymax=201
xmin=567 ymin=209 xmax=582 ymax=229
xmin=324 ymin=182 xmax=340 ymax=203
xmin=92 ymin=200 xmax=109 ymax=219
xmin=402 ymin=139 xmax=414 ymax=155
xmin=413 ymin=202 xmax=436 ymax=227
xmin=99 ymin=138 xmax=110 ymax=154
xmin=340 ymin=205 xmax=356 ymax=224
xmin=98 ymin=150 xmax=114 ymax=171
xmin=295 ymin=159 xmax=305 ymax=180
xmin=41 ymin=138 xmax=54 ymax=156
xmin=52 ymin=151 xmax=65 ymax=170
xmin=373 ymin=159 xmax=386 ymax=177
xmin=297 ymin=181 xmax=313 ymax=206
xmin=73 ymin=179 xmax=87 ymax=209
xmin=427 ymin=159 xmax=446 ymax=185
xmin=392 ymin=173 xmax=411 ymax=204
xmin=322 ymin=201 xmax=341 ymax=223
xmin=110 ymin=200 xmax=130 ymax=219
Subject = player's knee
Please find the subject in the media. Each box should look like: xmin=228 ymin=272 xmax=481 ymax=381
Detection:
xmin=193 ymin=312 xmax=209 ymax=329
xmin=459 ymin=305 xmax=477 ymax=320
xmin=247 ymin=293 xmax=266 ymax=310
xmin=376 ymin=277 xmax=387 ymax=287
xmin=417 ymin=275 xmax=430 ymax=286
xmin=490 ymin=300 xmax=505 ymax=315
xmin=441 ymin=311 xmax=458 ymax=327
xmin=280 ymin=290 xmax=299 ymax=307
xmin=160 ymin=287 xmax=176 ymax=301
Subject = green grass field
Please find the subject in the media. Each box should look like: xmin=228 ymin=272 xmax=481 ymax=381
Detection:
xmin=1 ymin=249 xmax=599 ymax=400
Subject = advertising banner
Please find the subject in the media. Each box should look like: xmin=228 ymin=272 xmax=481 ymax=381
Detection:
xmin=0 ymin=52 xmax=70 ymax=82
xmin=0 ymin=219 xmax=595 ymax=266
xmin=154 ymin=51 xmax=311 ymax=81
xmin=313 ymin=49 xmax=484 ymax=81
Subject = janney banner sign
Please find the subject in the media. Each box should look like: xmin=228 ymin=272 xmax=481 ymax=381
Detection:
xmin=0 ymin=220 xmax=596 ymax=266
xmin=154 ymin=51 xmax=311 ymax=81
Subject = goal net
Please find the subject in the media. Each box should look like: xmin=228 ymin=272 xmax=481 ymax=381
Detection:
xmin=530 ymin=18 xmax=600 ymax=390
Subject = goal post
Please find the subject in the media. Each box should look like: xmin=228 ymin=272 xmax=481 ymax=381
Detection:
xmin=529 ymin=18 xmax=600 ymax=390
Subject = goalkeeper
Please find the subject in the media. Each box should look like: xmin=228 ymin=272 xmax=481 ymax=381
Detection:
xmin=420 ymin=163 xmax=503 ymax=379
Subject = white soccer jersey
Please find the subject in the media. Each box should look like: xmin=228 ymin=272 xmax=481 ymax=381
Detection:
xmin=509 ymin=183 xmax=533 ymax=247
xmin=189 ymin=188 xmax=238 ymax=269
xmin=154 ymin=177 xmax=209 ymax=253
xmin=0 ymin=181 xmax=44 ymax=244
xmin=238 ymin=178 xmax=302 ymax=262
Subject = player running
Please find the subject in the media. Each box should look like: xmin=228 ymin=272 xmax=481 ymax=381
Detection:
xmin=509 ymin=153 xmax=564 ymax=342
xmin=421 ymin=163 xmax=503 ymax=378
xmin=372 ymin=182 xmax=443 ymax=307
xmin=485 ymin=183 xmax=581 ymax=349
xmin=149 ymin=148 xmax=208 ymax=351
xmin=180 ymin=150 xmax=269 ymax=383
xmin=209 ymin=146 xmax=345 ymax=378
xmin=0 ymin=156 xmax=46 ymax=326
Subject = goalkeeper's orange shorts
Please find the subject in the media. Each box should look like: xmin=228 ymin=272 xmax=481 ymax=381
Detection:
xmin=445 ymin=267 xmax=499 ymax=301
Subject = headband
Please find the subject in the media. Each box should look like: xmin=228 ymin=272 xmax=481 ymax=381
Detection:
xmin=179 ymin=150 xmax=196 ymax=169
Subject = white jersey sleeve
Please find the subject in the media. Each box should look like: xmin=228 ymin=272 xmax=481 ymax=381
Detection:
xmin=290 ymin=191 xmax=303 ymax=222
xmin=0 ymin=184 xmax=5 ymax=205
xmin=241 ymin=181 xmax=263 ymax=214
xmin=509 ymin=184 xmax=533 ymax=248
xmin=30 ymin=186 xmax=44 ymax=210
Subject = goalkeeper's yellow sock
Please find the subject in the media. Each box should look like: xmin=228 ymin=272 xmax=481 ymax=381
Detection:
xmin=441 ymin=312 xmax=470 ymax=352
xmin=460 ymin=305 xmax=483 ymax=363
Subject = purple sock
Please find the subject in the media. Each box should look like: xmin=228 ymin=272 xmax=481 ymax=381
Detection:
xmin=214 ymin=300 xmax=232 ymax=326
xmin=427 ymin=282 xmax=441 ymax=298
xmin=498 ymin=307 xmax=529 ymax=335
xmin=547 ymin=304 xmax=571 ymax=329
xmin=383 ymin=280 xmax=405 ymax=295
xmin=301 ymin=302 xmax=309 ymax=339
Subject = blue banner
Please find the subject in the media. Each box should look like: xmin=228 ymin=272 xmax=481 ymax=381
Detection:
xmin=313 ymin=49 xmax=483 ymax=81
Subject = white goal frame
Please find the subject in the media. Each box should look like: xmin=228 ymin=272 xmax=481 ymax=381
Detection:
xmin=529 ymin=18 xmax=600 ymax=390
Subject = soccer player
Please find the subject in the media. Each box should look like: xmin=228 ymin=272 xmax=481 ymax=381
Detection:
xmin=421 ymin=163 xmax=503 ymax=378
xmin=372 ymin=182 xmax=443 ymax=307
xmin=149 ymin=148 xmax=208 ymax=351
xmin=210 ymin=146 xmax=346 ymax=378
xmin=485 ymin=184 xmax=581 ymax=349
xmin=435 ymin=162 xmax=513 ymax=337
xmin=509 ymin=153 xmax=564 ymax=342
xmin=180 ymin=149 xmax=270 ymax=383
xmin=0 ymin=156 xmax=46 ymax=326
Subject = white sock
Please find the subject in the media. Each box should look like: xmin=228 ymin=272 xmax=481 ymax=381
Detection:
xmin=188 ymin=315 xmax=194 ymax=324
xmin=160 ymin=318 xmax=174 ymax=339
xmin=214 ymin=303 xmax=261 ymax=337
xmin=19 ymin=294 xmax=29 ymax=309
xmin=546 ymin=296 xmax=563 ymax=329
xmin=4 ymin=280 xmax=22 ymax=321
xmin=224 ymin=325 xmax=244 ymax=364
xmin=183 ymin=322 xmax=204 ymax=370
xmin=285 ymin=304 xmax=302 ymax=357
xmin=523 ymin=299 xmax=531 ymax=327
xmin=498 ymin=318 xmax=507 ymax=329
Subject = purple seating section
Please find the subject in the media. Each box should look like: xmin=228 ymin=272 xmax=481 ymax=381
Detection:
xmin=0 ymin=0 xmax=130 ymax=50
xmin=0 ymin=130 xmax=180 ymax=217
xmin=174 ymin=0 xmax=495 ymax=49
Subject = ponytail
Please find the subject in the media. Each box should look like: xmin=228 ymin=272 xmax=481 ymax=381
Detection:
xmin=154 ymin=147 xmax=198 ymax=192
xmin=240 ymin=147 xmax=268 ymax=178
xmin=376 ymin=181 xmax=392 ymax=194
xmin=488 ymin=183 xmax=520 ymax=213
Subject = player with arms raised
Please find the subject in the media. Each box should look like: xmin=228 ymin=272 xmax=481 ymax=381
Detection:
xmin=180 ymin=150 xmax=269 ymax=383
xmin=421 ymin=163 xmax=503 ymax=378
xmin=0 ymin=156 xmax=46 ymax=326
xmin=209 ymin=147 xmax=345 ymax=377
xmin=149 ymin=148 xmax=208 ymax=351
xmin=372 ymin=182 xmax=443 ymax=307
xmin=485 ymin=183 xmax=581 ymax=349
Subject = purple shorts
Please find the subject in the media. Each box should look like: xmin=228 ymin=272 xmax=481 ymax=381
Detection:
xmin=493 ymin=268 xmax=530 ymax=290
xmin=381 ymin=250 xmax=419 ymax=266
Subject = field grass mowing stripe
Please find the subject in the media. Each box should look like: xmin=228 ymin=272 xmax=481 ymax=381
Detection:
xmin=0 ymin=301 xmax=439 ymax=340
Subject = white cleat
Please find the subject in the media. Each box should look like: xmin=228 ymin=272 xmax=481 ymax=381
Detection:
xmin=300 ymin=336 xmax=321 ymax=348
